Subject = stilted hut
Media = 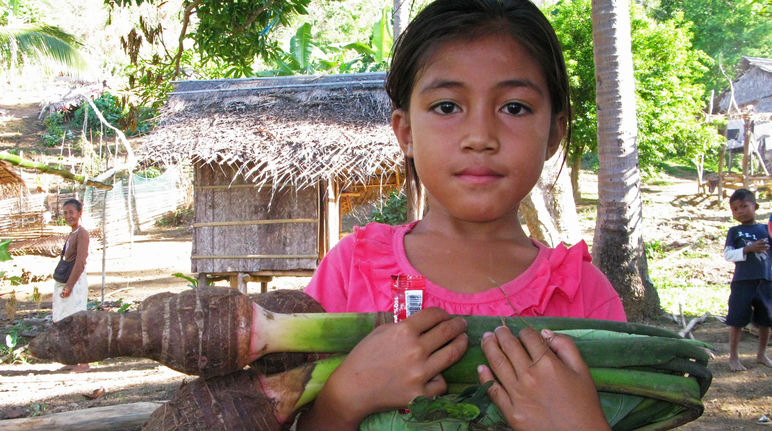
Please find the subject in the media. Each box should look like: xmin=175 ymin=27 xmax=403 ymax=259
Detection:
xmin=140 ymin=72 xmax=403 ymax=292
xmin=712 ymin=57 xmax=772 ymax=200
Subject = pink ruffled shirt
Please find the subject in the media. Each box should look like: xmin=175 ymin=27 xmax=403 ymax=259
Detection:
xmin=304 ymin=222 xmax=626 ymax=321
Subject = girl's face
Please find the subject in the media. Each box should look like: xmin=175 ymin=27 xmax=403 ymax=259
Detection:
xmin=62 ymin=204 xmax=82 ymax=228
xmin=392 ymin=34 xmax=565 ymax=224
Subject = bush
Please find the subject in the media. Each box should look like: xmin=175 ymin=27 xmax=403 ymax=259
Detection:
xmin=135 ymin=166 xmax=163 ymax=178
xmin=368 ymin=191 xmax=407 ymax=226
xmin=71 ymin=92 xmax=123 ymax=135
xmin=42 ymin=111 xmax=69 ymax=147
xmin=156 ymin=205 xmax=194 ymax=227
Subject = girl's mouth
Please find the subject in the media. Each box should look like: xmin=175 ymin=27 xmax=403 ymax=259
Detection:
xmin=455 ymin=167 xmax=503 ymax=185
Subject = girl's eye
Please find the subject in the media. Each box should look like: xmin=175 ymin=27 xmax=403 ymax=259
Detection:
xmin=432 ymin=101 xmax=459 ymax=115
xmin=502 ymin=102 xmax=529 ymax=116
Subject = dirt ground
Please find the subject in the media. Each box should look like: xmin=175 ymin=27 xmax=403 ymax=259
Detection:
xmin=0 ymin=83 xmax=770 ymax=429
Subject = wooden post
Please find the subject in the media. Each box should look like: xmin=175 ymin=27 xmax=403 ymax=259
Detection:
xmin=229 ymin=273 xmax=249 ymax=294
xmin=324 ymin=180 xmax=340 ymax=252
xmin=716 ymin=144 xmax=726 ymax=208
xmin=197 ymin=272 xmax=209 ymax=288
xmin=100 ymin=191 xmax=107 ymax=304
xmin=743 ymin=117 xmax=751 ymax=189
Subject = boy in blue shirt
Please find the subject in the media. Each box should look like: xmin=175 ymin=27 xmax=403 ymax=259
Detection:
xmin=724 ymin=189 xmax=772 ymax=371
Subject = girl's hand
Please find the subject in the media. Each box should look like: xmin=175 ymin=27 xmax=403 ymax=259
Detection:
xmin=300 ymin=307 xmax=468 ymax=430
xmin=478 ymin=326 xmax=611 ymax=431
xmin=60 ymin=286 xmax=72 ymax=298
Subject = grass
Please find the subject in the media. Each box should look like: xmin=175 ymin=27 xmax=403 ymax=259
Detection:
xmin=653 ymin=278 xmax=728 ymax=319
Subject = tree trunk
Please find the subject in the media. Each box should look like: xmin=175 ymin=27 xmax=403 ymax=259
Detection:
xmin=393 ymin=0 xmax=409 ymax=39
xmin=570 ymin=155 xmax=582 ymax=203
xmin=521 ymin=148 xmax=582 ymax=247
xmin=591 ymin=0 xmax=659 ymax=319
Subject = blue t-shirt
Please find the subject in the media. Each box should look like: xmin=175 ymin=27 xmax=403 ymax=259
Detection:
xmin=725 ymin=223 xmax=772 ymax=281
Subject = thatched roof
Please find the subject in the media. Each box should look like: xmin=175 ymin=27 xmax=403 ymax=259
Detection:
xmin=140 ymin=72 xmax=403 ymax=189
xmin=719 ymin=56 xmax=772 ymax=113
xmin=0 ymin=161 xmax=26 ymax=199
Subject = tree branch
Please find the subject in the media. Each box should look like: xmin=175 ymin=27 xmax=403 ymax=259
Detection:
xmin=0 ymin=152 xmax=113 ymax=190
xmin=233 ymin=5 xmax=268 ymax=36
xmin=173 ymin=0 xmax=204 ymax=80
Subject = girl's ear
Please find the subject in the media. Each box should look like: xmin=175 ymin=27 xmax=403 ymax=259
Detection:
xmin=392 ymin=109 xmax=414 ymax=157
xmin=546 ymin=112 xmax=567 ymax=160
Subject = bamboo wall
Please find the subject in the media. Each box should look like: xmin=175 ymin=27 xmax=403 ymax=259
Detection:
xmin=192 ymin=163 xmax=319 ymax=275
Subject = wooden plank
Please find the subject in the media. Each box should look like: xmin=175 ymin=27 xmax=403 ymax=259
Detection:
xmin=0 ymin=401 xmax=163 ymax=431
xmin=193 ymin=219 xmax=316 ymax=228
xmin=191 ymin=163 xmax=320 ymax=273
xmin=191 ymin=254 xmax=318 ymax=259
xmin=196 ymin=183 xmax=297 ymax=190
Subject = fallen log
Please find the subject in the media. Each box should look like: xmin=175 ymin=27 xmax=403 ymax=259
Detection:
xmin=0 ymin=401 xmax=164 ymax=431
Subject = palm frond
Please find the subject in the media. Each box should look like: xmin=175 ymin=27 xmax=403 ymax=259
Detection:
xmin=0 ymin=24 xmax=89 ymax=73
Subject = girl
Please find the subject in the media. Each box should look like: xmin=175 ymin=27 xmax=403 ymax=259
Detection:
xmin=53 ymin=199 xmax=90 ymax=324
xmin=300 ymin=0 xmax=624 ymax=429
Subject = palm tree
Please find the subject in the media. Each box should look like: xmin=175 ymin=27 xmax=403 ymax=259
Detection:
xmin=591 ymin=0 xmax=659 ymax=319
xmin=0 ymin=0 xmax=88 ymax=78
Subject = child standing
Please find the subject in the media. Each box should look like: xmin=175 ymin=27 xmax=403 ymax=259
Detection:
xmin=724 ymin=188 xmax=772 ymax=371
xmin=300 ymin=0 xmax=624 ymax=429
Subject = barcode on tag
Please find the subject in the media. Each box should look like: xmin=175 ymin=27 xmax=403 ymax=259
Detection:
xmin=405 ymin=289 xmax=423 ymax=317
xmin=391 ymin=274 xmax=426 ymax=323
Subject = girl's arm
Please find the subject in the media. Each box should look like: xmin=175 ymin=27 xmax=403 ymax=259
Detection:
xmin=478 ymin=326 xmax=611 ymax=431
xmin=298 ymin=307 xmax=468 ymax=430
xmin=63 ymin=230 xmax=89 ymax=294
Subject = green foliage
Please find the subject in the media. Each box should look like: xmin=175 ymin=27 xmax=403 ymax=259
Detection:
xmin=172 ymin=272 xmax=197 ymax=289
xmin=41 ymin=110 xmax=68 ymax=147
xmin=409 ymin=382 xmax=494 ymax=423
xmin=258 ymin=7 xmax=392 ymax=76
xmin=368 ymin=191 xmax=407 ymax=226
xmin=135 ymin=166 xmax=162 ymax=178
xmin=0 ymin=239 xmax=12 ymax=262
xmin=71 ymin=92 xmax=123 ymax=136
xmin=644 ymin=239 xmax=667 ymax=260
xmin=0 ymin=0 xmax=88 ymax=75
xmin=26 ymin=402 xmax=46 ymax=417
xmin=547 ymin=0 xmax=722 ymax=174
xmin=156 ymin=205 xmax=193 ymax=227
xmin=630 ymin=8 xmax=722 ymax=169
xmin=652 ymin=0 xmax=772 ymax=96
xmin=107 ymin=0 xmax=311 ymax=77
xmin=1 ymin=320 xmax=30 ymax=364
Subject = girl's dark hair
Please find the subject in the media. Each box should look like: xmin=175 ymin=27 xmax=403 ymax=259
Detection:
xmin=386 ymin=0 xmax=572 ymax=209
xmin=63 ymin=198 xmax=83 ymax=212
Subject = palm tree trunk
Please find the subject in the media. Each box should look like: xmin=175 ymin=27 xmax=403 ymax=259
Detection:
xmin=591 ymin=0 xmax=659 ymax=319
xmin=521 ymin=147 xmax=581 ymax=246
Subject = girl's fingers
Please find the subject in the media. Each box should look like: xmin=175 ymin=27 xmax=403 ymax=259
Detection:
xmin=540 ymin=329 xmax=589 ymax=373
xmin=402 ymin=307 xmax=452 ymax=333
xmin=423 ymin=373 xmax=448 ymax=397
xmin=516 ymin=326 xmax=557 ymax=366
xmin=421 ymin=315 xmax=468 ymax=352
xmin=477 ymin=365 xmax=513 ymax=415
xmin=480 ymin=329 xmax=519 ymax=383
xmin=494 ymin=325 xmax=533 ymax=369
xmin=424 ymin=331 xmax=468 ymax=378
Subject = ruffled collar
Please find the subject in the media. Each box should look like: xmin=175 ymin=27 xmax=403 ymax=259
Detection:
xmin=352 ymin=222 xmax=593 ymax=316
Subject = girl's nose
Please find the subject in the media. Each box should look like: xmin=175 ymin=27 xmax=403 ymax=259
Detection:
xmin=460 ymin=108 xmax=499 ymax=153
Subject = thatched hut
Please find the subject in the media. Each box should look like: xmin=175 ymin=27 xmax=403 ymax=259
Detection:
xmin=711 ymin=57 xmax=772 ymax=195
xmin=140 ymin=72 xmax=403 ymax=291
xmin=0 ymin=161 xmax=25 ymax=200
